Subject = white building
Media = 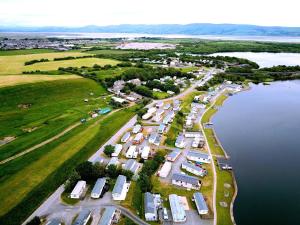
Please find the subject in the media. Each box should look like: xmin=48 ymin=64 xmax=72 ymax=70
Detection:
xmin=91 ymin=178 xmax=106 ymax=199
xmin=121 ymin=132 xmax=131 ymax=143
xmin=123 ymin=159 xmax=140 ymax=174
xmin=182 ymin=162 xmax=207 ymax=177
xmin=171 ymin=173 xmax=201 ymax=190
xmin=112 ymin=144 xmax=122 ymax=157
xmin=132 ymin=124 xmax=142 ymax=134
xmin=186 ymin=151 xmax=211 ymax=164
xmin=112 ymin=175 xmax=130 ymax=201
xmin=144 ymin=192 xmax=161 ymax=221
xmin=166 ymin=149 xmax=181 ymax=162
xmin=169 ymin=194 xmax=186 ymax=222
xmin=126 ymin=146 xmax=138 ymax=158
xmin=142 ymin=112 xmax=153 ymax=120
xmin=184 ymin=132 xmax=203 ymax=139
xmin=133 ymin=133 xmax=144 ymax=145
xmin=156 ymin=101 xmax=164 ymax=108
xmin=141 ymin=146 xmax=151 ymax=159
xmin=70 ymin=180 xmax=86 ymax=199
xmin=175 ymin=135 xmax=185 ymax=148
xmin=158 ymin=161 xmax=172 ymax=178
xmin=107 ymin=157 xmax=119 ymax=168
xmin=193 ymin=192 xmax=209 ymax=215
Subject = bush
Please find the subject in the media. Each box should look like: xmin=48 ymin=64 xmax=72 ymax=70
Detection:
xmin=25 ymin=216 xmax=41 ymax=225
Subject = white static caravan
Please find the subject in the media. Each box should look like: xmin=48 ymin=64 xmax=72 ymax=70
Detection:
xmin=166 ymin=149 xmax=181 ymax=162
xmin=175 ymin=135 xmax=185 ymax=149
xmin=126 ymin=146 xmax=138 ymax=159
xmin=121 ymin=132 xmax=131 ymax=143
xmin=171 ymin=173 xmax=201 ymax=190
xmin=169 ymin=194 xmax=186 ymax=223
xmin=158 ymin=161 xmax=172 ymax=178
xmin=70 ymin=180 xmax=86 ymax=199
xmin=181 ymin=161 xmax=207 ymax=177
xmin=112 ymin=175 xmax=130 ymax=201
xmin=141 ymin=146 xmax=151 ymax=159
xmin=132 ymin=124 xmax=142 ymax=134
xmin=148 ymin=107 xmax=157 ymax=114
xmin=142 ymin=112 xmax=153 ymax=120
xmin=186 ymin=151 xmax=211 ymax=164
xmin=193 ymin=192 xmax=209 ymax=215
xmin=112 ymin=144 xmax=122 ymax=157
xmin=156 ymin=101 xmax=164 ymax=108
xmin=91 ymin=178 xmax=106 ymax=199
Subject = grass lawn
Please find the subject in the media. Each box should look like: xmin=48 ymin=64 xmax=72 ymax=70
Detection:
xmin=25 ymin=58 xmax=120 ymax=73
xmin=0 ymin=74 xmax=81 ymax=88
xmin=0 ymin=52 xmax=90 ymax=75
xmin=0 ymin=78 xmax=109 ymax=161
xmin=60 ymin=192 xmax=80 ymax=205
xmin=164 ymin=112 xmax=184 ymax=146
xmin=0 ymin=106 xmax=137 ymax=225
xmin=153 ymin=91 xmax=170 ymax=99
xmin=0 ymin=49 xmax=57 ymax=56
xmin=215 ymin=163 xmax=235 ymax=225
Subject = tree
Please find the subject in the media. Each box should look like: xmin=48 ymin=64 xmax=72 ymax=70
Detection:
xmin=106 ymin=164 xmax=119 ymax=178
xmin=138 ymin=173 xmax=152 ymax=192
xmin=64 ymin=170 xmax=81 ymax=192
xmin=104 ymin=145 xmax=115 ymax=157
xmin=75 ymin=161 xmax=95 ymax=182
xmin=121 ymin=169 xmax=134 ymax=181
xmin=93 ymin=162 xmax=106 ymax=178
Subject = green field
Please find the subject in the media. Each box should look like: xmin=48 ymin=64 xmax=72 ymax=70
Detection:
xmin=0 ymin=105 xmax=137 ymax=225
xmin=84 ymin=49 xmax=134 ymax=55
xmin=0 ymin=78 xmax=108 ymax=162
xmin=25 ymin=58 xmax=120 ymax=73
xmin=0 ymin=49 xmax=57 ymax=56
xmin=0 ymin=52 xmax=90 ymax=75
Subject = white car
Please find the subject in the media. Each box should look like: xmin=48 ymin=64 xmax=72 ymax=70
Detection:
xmin=163 ymin=208 xmax=168 ymax=220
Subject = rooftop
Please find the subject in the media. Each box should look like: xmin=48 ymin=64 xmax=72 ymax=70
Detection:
xmin=172 ymin=173 xmax=199 ymax=185
xmin=112 ymin=175 xmax=127 ymax=195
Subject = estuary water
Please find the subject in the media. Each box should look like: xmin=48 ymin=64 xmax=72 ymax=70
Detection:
xmin=212 ymin=81 xmax=300 ymax=225
xmin=210 ymin=52 xmax=300 ymax=68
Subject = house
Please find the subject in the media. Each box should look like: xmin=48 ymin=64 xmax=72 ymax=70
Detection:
xmin=149 ymin=132 xmax=159 ymax=144
xmin=70 ymin=180 xmax=86 ymax=199
xmin=91 ymin=178 xmax=107 ymax=199
xmin=144 ymin=192 xmax=161 ymax=221
xmin=141 ymin=146 xmax=151 ymax=159
xmin=126 ymin=146 xmax=138 ymax=158
xmin=112 ymin=96 xmax=127 ymax=104
xmin=169 ymin=194 xmax=186 ymax=223
xmin=158 ymin=161 xmax=172 ymax=178
xmin=133 ymin=133 xmax=144 ymax=145
xmin=72 ymin=209 xmax=91 ymax=225
xmin=158 ymin=124 xmax=167 ymax=134
xmin=181 ymin=161 xmax=207 ymax=177
xmin=112 ymin=175 xmax=130 ymax=201
xmin=107 ymin=157 xmax=119 ymax=168
xmin=112 ymin=144 xmax=122 ymax=157
xmin=171 ymin=173 xmax=201 ymax=190
xmin=147 ymin=107 xmax=157 ymax=114
xmin=123 ymin=159 xmax=140 ymax=174
xmin=167 ymin=90 xmax=175 ymax=95
xmin=142 ymin=112 xmax=153 ymax=120
xmin=193 ymin=192 xmax=209 ymax=215
xmin=98 ymin=206 xmax=119 ymax=225
xmin=121 ymin=132 xmax=131 ymax=143
xmin=156 ymin=101 xmax=164 ymax=108
xmin=163 ymin=103 xmax=171 ymax=110
xmin=187 ymin=151 xmax=211 ymax=164
xmin=166 ymin=149 xmax=181 ymax=162
xmin=175 ymin=135 xmax=185 ymax=148
xmin=132 ymin=124 xmax=142 ymax=134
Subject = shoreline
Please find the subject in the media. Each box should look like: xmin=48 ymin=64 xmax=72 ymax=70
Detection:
xmin=201 ymin=87 xmax=250 ymax=225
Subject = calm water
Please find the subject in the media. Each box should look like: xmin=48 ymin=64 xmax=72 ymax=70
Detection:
xmin=210 ymin=52 xmax=300 ymax=67
xmin=212 ymin=81 xmax=300 ymax=225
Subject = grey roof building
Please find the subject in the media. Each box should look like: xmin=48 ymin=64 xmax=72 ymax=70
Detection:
xmin=172 ymin=173 xmax=199 ymax=186
xmin=193 ymin=192 xmax=209 ymax=215
xmin=91 ymin=178 xmax=106 ymax=198
xmin=124 ymin=159 xmax=139 ymax=174
xmin=72 ymin=209 xmax=91 ymax=225
xmin=46 ymin=219 xmax=61 ymax=225
xmin=144 ymin=192 xmax=157 ymax=221
xmin=112 ymin=175 xmax=126 ymax=195
xmin=98 ymin=206 xmax=116 ymax=225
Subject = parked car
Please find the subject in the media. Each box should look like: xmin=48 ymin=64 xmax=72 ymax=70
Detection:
xmin=163 ymin=208 xmax=168 ymax=220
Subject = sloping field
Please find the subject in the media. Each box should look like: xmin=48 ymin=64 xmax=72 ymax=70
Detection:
xmin=0 ymin=78 xmax=108 ymax=161
xmin=0 ymin=74 xmax=81 ymax=87
xmin=0 ymin=49 xmax=57 ymax=56
xmin=0 ymin=106 xmax=137 ymax=225
xmin=25 ymin=58 xmax=119 ymax=72
xmin=0 ymin=52 xmax=89 ymax=75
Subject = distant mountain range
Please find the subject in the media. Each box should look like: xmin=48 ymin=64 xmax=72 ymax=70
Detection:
xmin=1 ymin=23 xmax=300 ymax=36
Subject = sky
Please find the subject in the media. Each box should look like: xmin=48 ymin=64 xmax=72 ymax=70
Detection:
xmin=0 ymin=0 xmax=300 ymax=27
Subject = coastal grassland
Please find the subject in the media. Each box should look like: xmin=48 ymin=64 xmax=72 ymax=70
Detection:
xmin=215 ymin=165 xmax=235 ymax=225
xmin=0 ymin=52 xmax=90 ymax=75
xmin=0 ymin=106 xmax=137 ymax=225
xmin=25 ymin=58 xmax=120 ymax=73
xmin=0 ymin=49 xmax=57 ymax=56
xmin=0 ymin=74 xmax=81 ymax=87
xmin=0 ymin=78 xmax=108 ymax=161
xmin=200 ymin=93 xmax=235 ymax=225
